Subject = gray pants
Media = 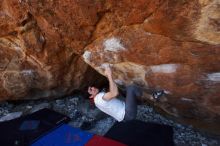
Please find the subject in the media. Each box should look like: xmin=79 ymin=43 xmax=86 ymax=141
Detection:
xmin=124 ymin=85 xmax=142 ymax=121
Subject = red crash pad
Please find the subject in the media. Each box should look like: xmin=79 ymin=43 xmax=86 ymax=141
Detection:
xmin=85 ymin=135 xmax=127 ymax=146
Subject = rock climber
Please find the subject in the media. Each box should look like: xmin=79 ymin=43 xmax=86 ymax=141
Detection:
xmin=88 ymin=65 xmax=164 ymax=122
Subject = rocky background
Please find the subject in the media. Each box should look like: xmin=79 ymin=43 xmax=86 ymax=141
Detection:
xmin=0 ymin=95 xmax=220 ymax=146
xmin=0 ymin=0 xmax=220 ymax=135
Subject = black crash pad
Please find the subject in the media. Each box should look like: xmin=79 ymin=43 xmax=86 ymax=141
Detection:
xmin=105 ymin=120 xmax=174 ymax=146
xmin=0 ymin=108 xmax=70 ymax=146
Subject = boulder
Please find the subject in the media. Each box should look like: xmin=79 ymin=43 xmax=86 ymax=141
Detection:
xmin=82 ymin=0 xmax=220 ymax=134
xmin=0 ymin=0 xmax=107 ymax=100
xmin=0 ymin=0 xmax=220 ymax=135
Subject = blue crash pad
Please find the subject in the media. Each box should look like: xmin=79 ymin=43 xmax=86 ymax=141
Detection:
xmin=31 ymin=124 xmax=94 ymax=146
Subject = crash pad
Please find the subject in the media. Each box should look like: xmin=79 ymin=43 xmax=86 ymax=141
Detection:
xmin=0 ymin=108 xmax=70 ymax=146
xmin=105 ymin=120 xmax=174 ymax=146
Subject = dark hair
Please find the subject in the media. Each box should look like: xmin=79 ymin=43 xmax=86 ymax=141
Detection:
xmin=89 ymin=83 xmax=102 ymax=91
xmin=90 ymin=81 xmax=109 ymax=92
xmin=82 ymin=83 xmax=108 ymax=99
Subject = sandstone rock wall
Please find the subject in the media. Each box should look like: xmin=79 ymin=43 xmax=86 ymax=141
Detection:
xmin=0 ymin=0 xmax=220 ymax=134
xmin=0 ymin=0 xmax=107 ymax=100
xmin=83 ymin=0 xmax=220 ymax=134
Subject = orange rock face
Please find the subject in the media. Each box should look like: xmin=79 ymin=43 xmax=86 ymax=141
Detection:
xmin=0 ymin=0 xmax=107 ymax=100
xmin=0 ymin=0 xmax=220 ymax=134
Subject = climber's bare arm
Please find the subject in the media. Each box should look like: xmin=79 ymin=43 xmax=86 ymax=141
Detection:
xmin=102 ymin=66 xmax=119 ymax=101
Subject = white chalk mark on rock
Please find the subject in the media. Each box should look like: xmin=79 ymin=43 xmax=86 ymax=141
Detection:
xmin=145 ymin=32 xmax=152 ymax=35
xmin=164 ymin=90 xmax=171 ymax=94
xmin=100 ymin=63 xmax=113 ymax=69
xmin=207 ymin=72 xmax=220 ymax=82
xmin=181 ymin=98 xmax=194 ymax=102
xmin=150 ymin=64 xmax=179 ymax=73
xmin=21 ymin=70 xmax=34 ymax=76
xmin=103 ymin=37 xmax=125 ymax=52
xmin=83 ymin=51 xmax=91 ymax=63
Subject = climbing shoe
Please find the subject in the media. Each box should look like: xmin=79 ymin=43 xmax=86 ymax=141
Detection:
xmin=152 ymin=90 xmax=164 ymax=100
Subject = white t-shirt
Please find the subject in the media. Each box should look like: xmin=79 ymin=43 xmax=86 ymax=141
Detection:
xmin=94 ymin=92 xmax=125 ymax=122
